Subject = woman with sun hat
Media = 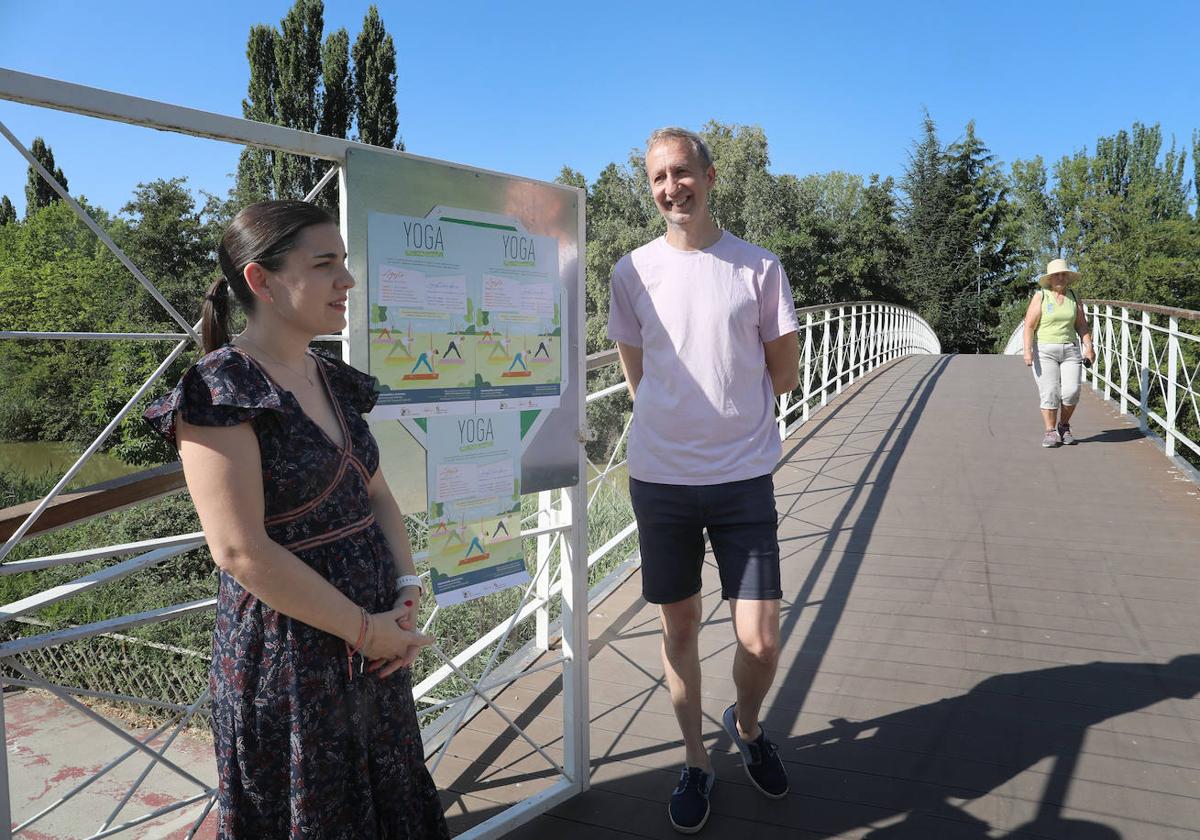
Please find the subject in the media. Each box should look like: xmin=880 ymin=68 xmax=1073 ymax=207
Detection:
xmin=1021 ymin=258 xmax=1096 ymax=447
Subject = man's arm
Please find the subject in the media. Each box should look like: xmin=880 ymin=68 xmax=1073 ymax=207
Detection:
xmin=764 ymin=331 xmax=800 ymax=395
xmin=616 ymin=341 xmax=643 ymax=400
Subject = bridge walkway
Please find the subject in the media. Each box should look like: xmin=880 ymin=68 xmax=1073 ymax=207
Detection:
xmin=438 ymin=354 xmax=1200 ymax=839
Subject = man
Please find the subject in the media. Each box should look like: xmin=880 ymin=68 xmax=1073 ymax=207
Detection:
xmin=607 ymin=127 xmax=800 ymax=833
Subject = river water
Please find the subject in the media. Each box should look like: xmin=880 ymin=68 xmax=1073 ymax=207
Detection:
xmin=0 ymin=441 xmax=142 ymax=488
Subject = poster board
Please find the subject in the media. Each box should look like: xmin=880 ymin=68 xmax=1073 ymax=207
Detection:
xmin=342 ymin=148 xmax=584 ymax=518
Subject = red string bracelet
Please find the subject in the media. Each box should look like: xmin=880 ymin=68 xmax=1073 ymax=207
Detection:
xmin=345 ymin=607 xmax=369 ymax=680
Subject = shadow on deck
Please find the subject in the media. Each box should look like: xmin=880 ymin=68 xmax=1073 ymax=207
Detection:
xmin=438 ymin=354 xmax=1200 ymax=839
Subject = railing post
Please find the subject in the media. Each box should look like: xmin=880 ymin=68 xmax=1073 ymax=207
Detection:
xmin=834 ymin=306 xmax=846 ymax=395
xmin=820 ymin=309 xmax=831 ymax=407
xmin=867 ymin=305 xmax=877 ymax=371
xmin=802 ymin=312 xmax=813 ymax=422
xmin=534 ymin=489 xmax=554 ymax=651
xmin=1166 ymin=316 xmax=1179 ymax=458
xmin=1139 ymin=311 xmax=1151 ymax=433
xmin=1119 ymin=307 xmax=1130 ymax=415
xmin=0 ymin=691 xmax=9 ymax=840
xmin=847 ymin=305 xmax=857 ymax=385
xmin=1089 ymin=304 xmax=1100 ymax=390
xmin=1102 ymin=305 xmax=1113 ymax=399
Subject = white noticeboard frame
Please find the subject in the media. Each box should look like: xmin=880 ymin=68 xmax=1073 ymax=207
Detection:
xmin=0 ymin=69 xmax=590 ymax=840
xmin=342 ymin=149 xmax=591 ymax=837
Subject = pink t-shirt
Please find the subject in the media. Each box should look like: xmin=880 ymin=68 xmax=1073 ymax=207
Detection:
xmin=607 ymin=232 xmax=799 ymax=485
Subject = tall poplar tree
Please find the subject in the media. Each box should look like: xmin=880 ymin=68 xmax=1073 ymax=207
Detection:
xmin=274 ymin=0 xmax=324 ymax=199
xmin=236 ymin=25 xmax=278 ymax=204
xmin=0 ymin=196 xmax=15 ymax=226
xmin=235 ymin=2 xmax=403 ymax=203
xmin=352 ymin=5 xmax=400 ymax=149
xmin=320 ymin=28 xmax=353 ymax=141
xmin=24 ymin=137 xmax=69 ymax=215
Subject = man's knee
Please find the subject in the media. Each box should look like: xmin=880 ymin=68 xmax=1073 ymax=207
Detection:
xmin=737 ymin=633 xmax=780 ymax=667
xmin=660 ymin=598 xmax=702 ymax=655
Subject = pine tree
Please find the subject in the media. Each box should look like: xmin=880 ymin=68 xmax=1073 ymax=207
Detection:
xmin=24 ymin=137 xmax=69 ymax=215
xmin=944 ymin=121 xmax=1019 ymax=352
xmin=352 ymin=5 xmax=400 ymax=149
xmin=0 ymin=195 xmax=15 ymax=225
xmin=900 ymin=115 xmax=952 ymax=339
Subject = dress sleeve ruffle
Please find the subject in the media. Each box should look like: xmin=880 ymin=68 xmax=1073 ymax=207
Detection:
xmin=143 ymin=346 xmax=285 ymax=446
xmin=313 ymin=350 xmax=380 ymax=415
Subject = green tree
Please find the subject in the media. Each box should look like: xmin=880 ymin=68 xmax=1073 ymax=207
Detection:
xmin=352 ymin=5 xmax=400 ymax=149
xmin=235 ymin=24 xmax=279 ymax=204
xmin=117 ymin=178 xmax=219 ymax=326
xmin=944 ymin=121 xmax=1020 ymax=352
xmin=702 ymin=122 xmax=771 ymax=239
xmin=844 ymin=175 xmax=907 ymax=303
xmin=274 ymin=0 xmax=325 ymax=199
xmin=24 ymin=137 xmax=69 ymax=215
xmin=1193 ymin=130 xmax=1200 ymax=218
xmin=899 ymin=114 xmax=952 ymax=336
xmin=319 ymin=28 xmax=353 ymax=142
xmin=0 ymin=195 xmax=15 ymax=225
xmin=235 ymin=2 xmax=403 ymax=203
xmin=1048 ymin=122 xmax=1197 ymax=306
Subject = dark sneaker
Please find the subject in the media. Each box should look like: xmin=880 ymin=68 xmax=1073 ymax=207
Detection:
xmin=1042 ymin=429 xmax=1060 ymax=448
xmin=722 ymin=703 xmax=789 ymax=799
xmin=1057 ymin=423 xmax=1076 ymax=445
xmin=669 ymin=765 xmax=715 ymax=834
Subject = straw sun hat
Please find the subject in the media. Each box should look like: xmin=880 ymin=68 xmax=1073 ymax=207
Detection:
xmin=1037 ymin=258 xmax=1080 ymax=289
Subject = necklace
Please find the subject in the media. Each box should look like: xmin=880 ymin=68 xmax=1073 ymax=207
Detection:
xmin=238 ymin=336 xmax=315 ymax=387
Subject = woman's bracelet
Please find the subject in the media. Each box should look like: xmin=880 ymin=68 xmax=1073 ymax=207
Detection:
xmin=396 ymin=574 xmax=424 ymax=595
xmin=345 ymin=606 xmax=370 ymax=680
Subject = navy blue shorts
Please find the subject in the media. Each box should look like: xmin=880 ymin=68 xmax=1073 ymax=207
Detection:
xmin=629 ymin=474 xmax=782 ymax=604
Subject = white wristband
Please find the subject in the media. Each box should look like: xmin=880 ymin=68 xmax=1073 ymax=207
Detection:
xmin=396 ymin=574 xmax=424 ymax=595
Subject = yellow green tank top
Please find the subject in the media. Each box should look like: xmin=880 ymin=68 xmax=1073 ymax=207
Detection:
xmin=1036 ymin=289 xmax=1077 ymax=344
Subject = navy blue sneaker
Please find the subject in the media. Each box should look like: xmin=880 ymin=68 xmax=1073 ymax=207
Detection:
xmin=669 ymin=765 xmax=715 ymax=834
xmin=722 ymin=703 xmax=788 ymax=798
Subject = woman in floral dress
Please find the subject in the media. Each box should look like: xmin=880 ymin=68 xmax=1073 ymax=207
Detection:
xmin=145 ymin=200 xmax=449 ymax=839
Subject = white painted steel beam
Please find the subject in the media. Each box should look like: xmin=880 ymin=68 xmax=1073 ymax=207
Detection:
xmin=0 ymin=542 xmax=200 ymax=620
xmin=0 ymin=599 xmax=216 ymax=658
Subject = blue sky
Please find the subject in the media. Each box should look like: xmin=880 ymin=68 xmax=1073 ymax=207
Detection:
xmin=1 ymin=0 xmax=1197 ymax=218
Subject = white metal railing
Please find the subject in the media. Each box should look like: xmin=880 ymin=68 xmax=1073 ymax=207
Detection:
xmin=1003 ymin=300 xmax=1200 ymax=466
xmin=0 ymin=68 xmax=592 ymax=840
xmin=1 ymin=68 xmax=942 ymax=840
xmin=777 ymin=302 xmax=940 ymax=438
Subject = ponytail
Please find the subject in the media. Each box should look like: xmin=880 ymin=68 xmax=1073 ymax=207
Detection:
xmin=201 ymin=277 xmax=232 ymax=353
xmin=200 ymin=200 xmax=334 ymax=355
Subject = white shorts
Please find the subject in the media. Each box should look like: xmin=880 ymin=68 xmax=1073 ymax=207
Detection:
xmin=1031 ymin=342 xmax=1082 ymax=409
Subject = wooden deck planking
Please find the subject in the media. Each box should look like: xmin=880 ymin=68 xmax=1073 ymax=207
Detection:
xmin=439 ymin=355 xmax=1200 ymax=838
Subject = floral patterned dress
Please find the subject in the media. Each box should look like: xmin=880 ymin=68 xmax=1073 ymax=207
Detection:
xmin=144 ymin=344 xmax=448 ymax=840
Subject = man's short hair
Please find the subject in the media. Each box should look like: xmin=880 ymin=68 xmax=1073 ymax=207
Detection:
xmin=646 ymin=127 xmax=713 ymax=170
